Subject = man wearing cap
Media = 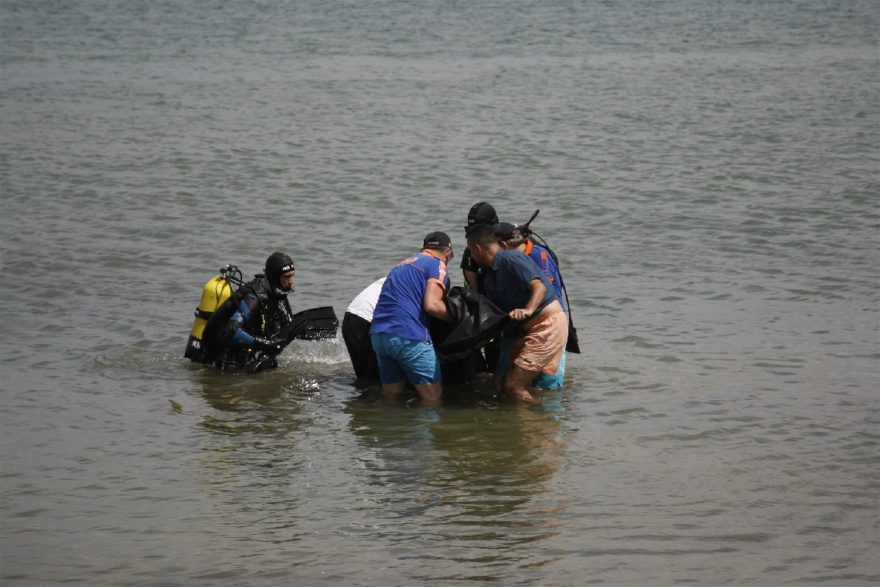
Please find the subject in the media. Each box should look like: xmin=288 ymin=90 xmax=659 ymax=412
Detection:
xmin=223 ymin=251 xmax=297 ymax=372
xmin=466 ymin=225 xmax=567 ymax=404
xmin=369 ymin=232 xmax=454 ymax=404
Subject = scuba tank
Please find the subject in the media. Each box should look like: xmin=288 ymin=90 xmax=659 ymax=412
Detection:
xmin=184 ymin=265 xmax=244 ymax=362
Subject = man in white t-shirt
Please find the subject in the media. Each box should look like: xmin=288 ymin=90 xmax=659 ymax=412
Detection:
xmin=342 ymin=277 xmax=386 ymax=383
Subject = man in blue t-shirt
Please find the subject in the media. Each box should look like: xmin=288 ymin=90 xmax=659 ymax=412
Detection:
xmin=369 ymin=232 xmax=454 ymax=404
xmin=466 ymin=225 xmax=568 ymax=404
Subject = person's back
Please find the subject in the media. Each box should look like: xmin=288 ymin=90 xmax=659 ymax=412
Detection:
xmin=371 ymin=254 xmax=449 ymax=341
xmin=522 ymin=240 xmax=567 ymax=313
xmin=369 ymin=232 xmax=454 ymax=405
xmin=346 ymin=278 xmax=386 ymax=323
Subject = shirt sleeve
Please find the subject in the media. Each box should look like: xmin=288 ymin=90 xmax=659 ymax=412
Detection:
xmin=428 ymin=258 xmax=447 ymax=291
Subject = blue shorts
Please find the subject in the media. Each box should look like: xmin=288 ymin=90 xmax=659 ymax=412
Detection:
xmin=370 ymin=333 xmax=441 ymax=386
xmin=496 ymin=336 xmax=566 ymax=390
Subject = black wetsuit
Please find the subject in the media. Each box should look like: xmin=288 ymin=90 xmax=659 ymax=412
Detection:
xmin=459 ymin=248 xmax=499 ymax=374
xmin=222 ymin=275 xmax=294 ymax=371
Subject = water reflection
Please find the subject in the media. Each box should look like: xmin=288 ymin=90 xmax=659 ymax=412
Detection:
xmin=197 ymin=368 xmax=306 ymax=410
xmin=344 ymin=390 xmax=570 ymax=577
xmin=190 ymin=366 xmax=320 ymax=483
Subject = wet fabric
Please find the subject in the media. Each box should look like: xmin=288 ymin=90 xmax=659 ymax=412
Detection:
xmin=370 ymin=253 xmax=448 ymax=342
xmin=512 ymin=307 xmax=568 ymax=375
xmin=497 ymin=337 xmax=567 ymax=389
xmin=524 ymin=240 xmax=567 ymax=312
xmin=484 ymin=249 xmax=555 ymax=314
xmin=342 ymin=311 xmax=379 ymax=382
xmin=432 ymin=286 xmax=510 ymax=353
xmin=370 ymin=332 xmax=441 ymax=385
xmin=345 ymin=277 xmax=385 ymax=322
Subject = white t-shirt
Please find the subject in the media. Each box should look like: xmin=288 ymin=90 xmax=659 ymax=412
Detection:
xmin=345 ymin=277 xmax=386 ymax=322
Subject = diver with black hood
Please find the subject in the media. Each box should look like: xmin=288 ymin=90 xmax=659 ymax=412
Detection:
xmin=460 ymin=202 xmax=499 ymax=292
xmin=222 ymin=251 xmax=297 ymax=372
xmin=458 ymin=202 xmax=501 ymax=374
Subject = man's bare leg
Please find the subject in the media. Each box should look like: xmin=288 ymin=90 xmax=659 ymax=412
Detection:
xmin=503 ymin=364 xmax=541 ymax=404
xmin=382 ymin=379 xmax=407 ymax=398
xmin=414 ymin=381 xmax=442 ymax=406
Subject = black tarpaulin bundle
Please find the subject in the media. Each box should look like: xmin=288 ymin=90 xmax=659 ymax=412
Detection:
xmin=433 ymin=286 xmax=509 ymax=353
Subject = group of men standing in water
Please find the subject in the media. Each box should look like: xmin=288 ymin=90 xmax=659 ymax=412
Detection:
xmin=194 ymin=201 xmax=574 ymax=404
xmin=342 ymin=202 xmax=573 ymax=405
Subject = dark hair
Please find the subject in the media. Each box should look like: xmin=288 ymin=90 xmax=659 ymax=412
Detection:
xmin=466 ymin=224 xmax=497 ymax=247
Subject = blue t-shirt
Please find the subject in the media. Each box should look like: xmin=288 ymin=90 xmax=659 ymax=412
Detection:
xmin=370 ymin=252 xmax=449 ymax=342
xmin=484 ymin=249 xmax=555 ymax=314
xmin=524 ymin=240 xmax=567 ymax=312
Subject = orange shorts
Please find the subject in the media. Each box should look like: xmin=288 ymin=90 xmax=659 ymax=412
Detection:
xmin=512 ymin=307 xmax=568 ymax=375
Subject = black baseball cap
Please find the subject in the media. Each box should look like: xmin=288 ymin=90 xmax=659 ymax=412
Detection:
xmin=493 ymin=222 xmax=520 ymax=241
xmin=423 ymin=231 xmax=452 ymax=249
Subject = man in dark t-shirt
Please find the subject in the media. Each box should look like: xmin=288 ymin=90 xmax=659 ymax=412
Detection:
xmin=466 ymin=225 xmax=567 ymax=404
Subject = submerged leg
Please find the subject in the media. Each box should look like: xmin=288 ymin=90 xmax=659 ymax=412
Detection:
xmin=382 ymin=379 xmax=407 ymax=398
xmin=413 ymin=381 xmax=442 ymax=406
xmin=502 ymin=364 xmax=541 ymax=404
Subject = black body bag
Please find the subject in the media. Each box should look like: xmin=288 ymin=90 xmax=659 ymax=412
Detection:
xmin=433 ymin=287 xmax=509 ymax=354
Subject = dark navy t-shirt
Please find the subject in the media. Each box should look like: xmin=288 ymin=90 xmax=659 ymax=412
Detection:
xmin=484 ymin=249 xmax=555 ymax=313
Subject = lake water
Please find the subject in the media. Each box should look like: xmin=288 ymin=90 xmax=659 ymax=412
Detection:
xmin=1 ymin=0 xmax=878 ymax=585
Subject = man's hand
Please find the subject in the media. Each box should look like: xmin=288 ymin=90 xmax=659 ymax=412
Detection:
xmin=509 ymin=308 xmax=535 ymax=322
